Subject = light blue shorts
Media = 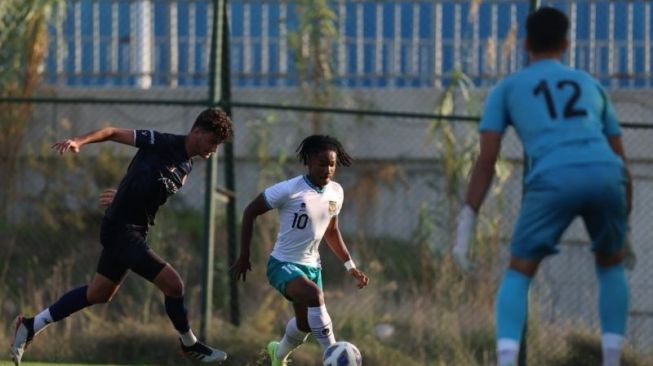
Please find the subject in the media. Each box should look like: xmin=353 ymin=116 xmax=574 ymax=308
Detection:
xmin=267 ymin=256 xmax=322 ymax=301
xmin=511 ymin=163 xmax=628 ymax=259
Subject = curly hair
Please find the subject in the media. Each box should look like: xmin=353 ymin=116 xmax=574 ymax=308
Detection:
xmin=192 ymin=108 xmax=234 ymax=141
xmin=296 ymin=135 xmax=352 ymax=167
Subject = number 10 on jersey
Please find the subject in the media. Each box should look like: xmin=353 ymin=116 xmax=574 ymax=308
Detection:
xmin=292 ymin=213 xmax=308 ymax=229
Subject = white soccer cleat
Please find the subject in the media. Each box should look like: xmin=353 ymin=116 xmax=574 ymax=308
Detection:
xmin=9 ymin=316 xmax=34 ymax=366
xmin=180 ymin=339 xmax=228 ymax=363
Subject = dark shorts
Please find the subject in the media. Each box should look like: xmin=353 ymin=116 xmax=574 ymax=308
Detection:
xmin=98 ymin=219 xmax=166 ymax=283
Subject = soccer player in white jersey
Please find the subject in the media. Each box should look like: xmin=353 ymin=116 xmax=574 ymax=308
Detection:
xmin=453 ymin=7 xmax=631 ymax=366
xmin=231 ymin=135 xmax=369 ymax=366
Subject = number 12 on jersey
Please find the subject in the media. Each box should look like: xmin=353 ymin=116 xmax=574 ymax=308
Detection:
xmin=533 ymin=79 xmax=588 ymax=120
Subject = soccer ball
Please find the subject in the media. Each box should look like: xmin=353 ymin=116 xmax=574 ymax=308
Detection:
xmin=323 ymin=341 xmax=362 ymax=366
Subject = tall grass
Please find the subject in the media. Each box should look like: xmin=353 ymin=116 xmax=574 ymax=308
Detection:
xmin=2 ymin=234 xmax=647 ymax=365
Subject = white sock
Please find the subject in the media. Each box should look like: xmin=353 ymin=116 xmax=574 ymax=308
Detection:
xmin=180 ymin=329 xmax=198 ymax=346
xmin=497 ymin=338 xmax=519 ymax=366
xmin=307 ymin=305 xmax=336 ymax=351
xmin=277 ymin=318 xmax=309 ymax=360
xmin=33 ymin=308 xmax=54 ymax=335
xmin=602 ymin=333 xmax=624 ymax=366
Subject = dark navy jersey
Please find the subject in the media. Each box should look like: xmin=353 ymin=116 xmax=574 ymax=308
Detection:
xmin=104 ymin=130 xmax=192 ymax=226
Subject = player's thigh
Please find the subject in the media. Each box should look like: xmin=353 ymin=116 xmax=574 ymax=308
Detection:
xmin=130 ymin=248 xmax=167 ymax=281
xmin=114 ymin=232 xmax=167 ymax=283
xmin=96 ymin=246 xmax=129 ymax=288
xmin=581 ymin=164 xmax=628 ymax=255
xmin=100 ymin=224 xmax=166 ymax=282
xmin=285 ymin=276 xmax=323 ymax=306
xmin=511 ymin=174 xmax=578 ymax=259
xmin=267 ymin=257 xmax=322 ymax=302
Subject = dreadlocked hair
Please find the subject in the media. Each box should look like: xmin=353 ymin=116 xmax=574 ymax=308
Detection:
xmin=296 ymin=135 xmax=353 ymax=167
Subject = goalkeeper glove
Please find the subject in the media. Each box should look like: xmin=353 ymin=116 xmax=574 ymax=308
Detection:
xmin=452 ymin=204 xmax=476 ymax=272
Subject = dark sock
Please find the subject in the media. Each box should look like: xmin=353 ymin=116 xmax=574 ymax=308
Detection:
xmin=22 ymin=317 xmax=35 ymax=337
xmin=49 ymin=286 xmax=92 ymax=322
xmin=165 ymin=295 xmax=190 ymax=333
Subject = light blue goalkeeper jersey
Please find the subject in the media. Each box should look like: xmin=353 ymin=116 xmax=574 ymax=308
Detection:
xmin=479 ymin=59 xmax=623 ymax=183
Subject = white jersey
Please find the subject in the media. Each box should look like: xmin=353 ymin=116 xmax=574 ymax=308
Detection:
xmin=264 ymin=175 xmax=344 ymax=267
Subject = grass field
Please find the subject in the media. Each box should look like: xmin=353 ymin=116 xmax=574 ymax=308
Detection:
xmin=0 ymin=361 xmax=154 ymax=366
xmin=0 ymin=362 xmax=154 ymax=366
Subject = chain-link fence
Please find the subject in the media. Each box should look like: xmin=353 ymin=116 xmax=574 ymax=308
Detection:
xmin=1 ymin=0 xmax=652 ymax=365
xmin=1 ymin=96 xmax=651 ymax=365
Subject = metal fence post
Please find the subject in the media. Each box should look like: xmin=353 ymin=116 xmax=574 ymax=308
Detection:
xmin=518 ymin=4 xmax=538 ymax=366
xmin=200 ymin=0 xmax=223 ymax=341
xmin=219 ymin=0 xmax=240 ymax=327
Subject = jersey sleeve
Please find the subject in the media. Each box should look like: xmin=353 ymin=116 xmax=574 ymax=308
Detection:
xmin=134 ymin=129 xmax=155 ymax=147
xmin=134 ymin=130 xmax=180 ymax=152
xmin=334 ymin=185 xmax=344 ymax=216
xmin=479 ymin=82 xmax=510 ymax=133
xmin=597 ymin=85 xmax=622 ymax=136
xmin=134 ymin=129 xmax=171 ymax=148
xmin=263 ymin=180 xmax=291 ymax=209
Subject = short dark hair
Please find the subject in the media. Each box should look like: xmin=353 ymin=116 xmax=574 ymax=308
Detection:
xmin=192 ymin=108 xmax=234 ymax=141
xmin=526 ymin=7 xmax=569 ymax=53
xmin=296 ymin=135 xmax=352 ymax=167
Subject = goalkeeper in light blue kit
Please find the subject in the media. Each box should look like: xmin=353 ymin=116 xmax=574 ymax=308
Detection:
xmin=453 ymin=7 xmax=632 ymax=366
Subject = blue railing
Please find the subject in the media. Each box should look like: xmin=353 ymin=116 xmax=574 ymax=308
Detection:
xmin=43 ymin=0 xmax=653 ymax=89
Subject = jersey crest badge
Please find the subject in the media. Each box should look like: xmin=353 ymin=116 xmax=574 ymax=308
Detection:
xmin=328 ymin=201 xmax=337 ymax=215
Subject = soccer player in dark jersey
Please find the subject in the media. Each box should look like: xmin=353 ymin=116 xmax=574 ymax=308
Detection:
xmin=9 ymin=108 xmax=233 ymax=365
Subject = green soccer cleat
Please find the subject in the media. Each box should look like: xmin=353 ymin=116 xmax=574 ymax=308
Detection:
xmin=267 ymin=341 xmax=288 ymax=366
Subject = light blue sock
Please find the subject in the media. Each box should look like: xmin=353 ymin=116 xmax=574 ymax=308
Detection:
xmin=496 ymin=269 xmax=531 ymax=342
xmin=597 ymin=264 xmax=629 ymax=335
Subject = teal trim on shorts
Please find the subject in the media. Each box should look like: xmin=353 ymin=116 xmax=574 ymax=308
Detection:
xmin=267 ymin=256 xmax=323 ymax=301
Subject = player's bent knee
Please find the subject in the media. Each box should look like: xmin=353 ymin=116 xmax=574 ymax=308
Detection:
xmin=508 ymin=256 xmax=541 ymax=277
xmin=160 ymin=281 xmax=184 ymax=297
xmin=596 ymin=250 xmax=625 ymax=267
xmin=87 ymin=291 xmax=114 ymax=304
xmin=304 ymin=287 xmax=324 ymax=306
xmin=154 ymin=266 xmax=185 ymax=297
xmin=162 ymin=277 xmax=185 ymax=297
xmin=295 ymin=281 xmax=322 ymax=299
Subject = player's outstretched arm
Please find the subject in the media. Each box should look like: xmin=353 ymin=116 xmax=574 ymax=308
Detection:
xmin=453 ymin=131 xmax=502 ymax=271
xmin=324 ymin=216 xmax=369 ymax=289
xmin=52 ymin=127 xmax=135 ymax=155
xmin=230 ymin=193 xmax=271 ymax=282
